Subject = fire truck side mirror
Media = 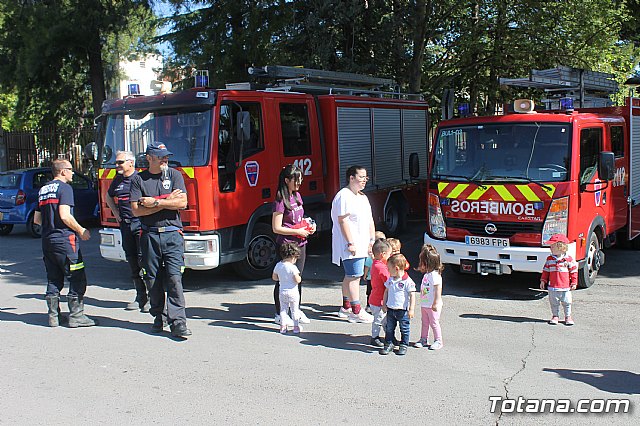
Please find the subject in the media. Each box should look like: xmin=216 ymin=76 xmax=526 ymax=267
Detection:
xmin=84 ymin=142 xmax=98 ymax=161
xmin=409 ymin=153 xmax=420 ymax=178
xmin=599 ymin=151 xmax=615 ymax=181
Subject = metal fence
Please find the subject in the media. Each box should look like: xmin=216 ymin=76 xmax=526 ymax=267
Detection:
xmin=0 ymin=126 xmax=96 ymax=173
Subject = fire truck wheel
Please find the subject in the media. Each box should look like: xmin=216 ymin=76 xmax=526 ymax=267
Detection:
xmin=233 ymin=223 xmax=278 ymax=280
xmin=0 ymin=224 xmax=13 ymax=236
xmin=383 ymin=199 xmax=406 ymax=235
xmin=27 ymin=212 xmax=42 ymax=238
xmin=578 ymin=231 xmax=601 ymax=288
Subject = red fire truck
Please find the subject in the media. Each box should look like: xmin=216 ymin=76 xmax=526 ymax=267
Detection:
xmin=95 ymin=66 xmax=429 ymax=279
xmin=424 ymin=68 xmax=640 ymax=287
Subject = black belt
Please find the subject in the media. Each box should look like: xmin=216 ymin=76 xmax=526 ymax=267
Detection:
xmin=141 ymin=225 xmax=181 ymax=233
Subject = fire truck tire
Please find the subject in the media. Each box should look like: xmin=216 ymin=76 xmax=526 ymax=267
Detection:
xmin=0 ymin=224 xmax=13 ymax=235
xmin=27 ymin=212 xmax=42 ymax=238
xmin=578 ymin=231 xmax=601 ymax=288
xmin=383 ymin=199 xmax=406 ymax=235
xmin=233 ymin=222 xmax=278 ymax=280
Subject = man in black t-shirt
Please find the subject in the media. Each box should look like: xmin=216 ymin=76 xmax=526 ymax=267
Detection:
xmin=34 ymin=159 xmax=96 ymax=328
xmin=106 ymin=150 xmax=149 ymax=312
xmin=131 ymin=141 xmax=191 ymax=338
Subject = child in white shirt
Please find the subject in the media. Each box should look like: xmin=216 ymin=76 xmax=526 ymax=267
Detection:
xmin=272 ymin=242 xmax=303 ymax=334
xmin=380 ymin=253 xmax=416 ymax=356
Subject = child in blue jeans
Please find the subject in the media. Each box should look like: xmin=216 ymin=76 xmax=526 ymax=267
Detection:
xmin=380 ymin=253 xmax=416 ymax=356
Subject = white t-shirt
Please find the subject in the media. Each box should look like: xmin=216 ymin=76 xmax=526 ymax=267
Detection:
xmin=330 ymin=187 xmax=374 ymax=265
xmin=420 ymin=271 xmax=443 ymax=308
xmin=384 ymin=275 xmax=416 ymax=310
xmin=273 ymin=261 xmax=300 ymax=291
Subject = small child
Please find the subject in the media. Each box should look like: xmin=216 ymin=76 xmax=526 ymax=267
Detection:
xmin=369 ymin=239 xmax=392 ymax=347
xmin=363 ymin=230 xmax=386 ymax=313
xmin=540 ymin=234 xmax=578 ymax=326
xmin=415 ymin=244 xmax=444 ymax=350
xmin=380 ymin=253 xmax=416 ymax=356
xmin=388 ymin=237 xmax=410 ymax=272
xmin=272 ymin=242 xmax=303 ymax=334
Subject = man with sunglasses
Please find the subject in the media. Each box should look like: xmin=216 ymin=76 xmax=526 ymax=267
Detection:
xmin=34 ymin=159 xmax=96 ymax=328
xmin=130 ymin=141 xmax=191 ymax=338
xmin=106 ymin=151 xmax=149 ymax=312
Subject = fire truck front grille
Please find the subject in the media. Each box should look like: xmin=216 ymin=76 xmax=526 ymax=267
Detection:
xmin=445 ymin=219 xmax=543 ymax=238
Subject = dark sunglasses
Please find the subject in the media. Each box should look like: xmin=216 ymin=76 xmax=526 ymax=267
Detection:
xmin=115 ymin=160 xmax=128 ymax=165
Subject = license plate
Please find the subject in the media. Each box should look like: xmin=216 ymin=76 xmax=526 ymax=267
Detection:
xmin=465 ymin=236 xmax=509 ymax=247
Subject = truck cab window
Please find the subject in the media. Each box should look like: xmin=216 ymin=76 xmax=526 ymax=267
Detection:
xmin=579 ymin=128 xmax=602 ymax=185
xmin=611 ymin=126 xmax=624 ymax=158
xmin=217 ymin=102 xmax=264 ymax=192
xmin=280 ymin=103 xmax=311 ymax=156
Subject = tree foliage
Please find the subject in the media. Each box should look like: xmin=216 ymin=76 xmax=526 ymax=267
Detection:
xmin=0 ymin=0 xmax=157 ymax=128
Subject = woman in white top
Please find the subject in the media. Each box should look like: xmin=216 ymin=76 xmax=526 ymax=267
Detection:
xmin=331 ymin=165 xmax=376 ymax=323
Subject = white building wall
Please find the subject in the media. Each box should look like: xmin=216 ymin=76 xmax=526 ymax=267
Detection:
xmin=116 ymin=54 xmax=163 ymax=98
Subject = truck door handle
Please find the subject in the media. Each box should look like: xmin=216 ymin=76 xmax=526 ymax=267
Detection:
xmin=262 ymin=188 xmax=271 ymax=199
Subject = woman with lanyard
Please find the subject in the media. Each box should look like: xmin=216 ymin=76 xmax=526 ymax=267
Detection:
xmin=272 ymin=165 xmax=316 ymax=325
xmin=331 ymin=165 xmax=376 ymax=323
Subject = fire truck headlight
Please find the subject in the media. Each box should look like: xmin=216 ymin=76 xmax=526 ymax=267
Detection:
xmin=100 ymin=233 xmax=115 ymax=246
xmin=542 ymin=197 xmax=569 ymax=245
xmin=428 ymin=193 xmax=447 ymax=238
xmin=185 ymin=240 xmax=214 ymax=253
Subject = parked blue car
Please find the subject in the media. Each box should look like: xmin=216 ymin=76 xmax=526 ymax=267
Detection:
xmin=0 ymin=167 xmax=98 ymax=238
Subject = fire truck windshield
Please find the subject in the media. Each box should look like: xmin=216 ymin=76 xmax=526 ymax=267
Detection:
xmin=100 ymin=108 xmax=212 ymax=168
xmin=432 ymin=123 xmax=571 ymax=183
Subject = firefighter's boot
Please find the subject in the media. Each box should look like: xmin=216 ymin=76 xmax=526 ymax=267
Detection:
xmin=68 ymin=296 xmax=97 ymax=328
xmin=45 ymin=294 xmax=61 ymax=327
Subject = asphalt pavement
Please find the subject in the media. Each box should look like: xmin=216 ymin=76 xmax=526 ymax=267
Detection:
xmin=1 ymin=219 xmax=639 ymax=425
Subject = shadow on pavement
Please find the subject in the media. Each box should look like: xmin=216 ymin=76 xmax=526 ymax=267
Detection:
xmin=460 ymin=313 xmax=547 ymax=323
xmin=543 ymin=368 xmax=640 ymax=395
xmin=187 ymin=302 xmax=379 ymax=353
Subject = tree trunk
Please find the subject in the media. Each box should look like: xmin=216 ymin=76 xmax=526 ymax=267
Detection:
xmin=408 ymin=0 xmax=428 ymax=94
xmin=87 ymin=31 xmax=106 ymax=117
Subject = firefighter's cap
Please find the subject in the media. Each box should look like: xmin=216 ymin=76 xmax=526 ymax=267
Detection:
xmin=545 ymin=234 xmax=570 ymax=245
xmin=146 ymin=141 xmax=173 ymax=157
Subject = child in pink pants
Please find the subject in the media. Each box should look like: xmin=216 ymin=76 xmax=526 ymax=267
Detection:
xmin=415 ymin=244 xmax=444 ymax=350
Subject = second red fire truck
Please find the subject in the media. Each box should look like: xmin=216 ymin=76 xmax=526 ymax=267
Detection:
xmin=424 ymin=68 xmax=640 ymax=287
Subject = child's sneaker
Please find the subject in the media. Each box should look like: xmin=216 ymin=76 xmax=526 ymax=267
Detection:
xmin=280 ymin=326 xmax=287 ymax=334
xmin=414 ymin=338 xmax=427 ymax=348
xmin=347 ymin=310 xmax=374 ymax=323
xmin=298 ymin=310 xmax=311 ymax=324
xmin=548 ymin=316 xmax=559 ymax=325
xmin=370 ymin=337 xmax=385 ymax=347
xmin=337 ymin=307 xmax=352 ymax=318
xmin=429 ymin=340 xmax=443 ymax=350
xmin=397 ymin=344 xmax=408 ymax=355
xmin=274 ymin=314 xmax=281 ymax=324
xmin=379 ymin=343 xmax=394 ymax=355
xmin=564 ymin=316 xmax=574 ymax=326
xmin=365 ymin=305 xmax=372 ymax=314
xmin=293 ymin=325 xmax=302 ymax=334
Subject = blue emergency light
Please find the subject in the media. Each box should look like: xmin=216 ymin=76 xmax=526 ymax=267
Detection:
xmin=458 ymin=103 xmax=470 ymax=117
xmin=560 ymin=97 xmax=574 ymax=111
xmin=194 ymin=70 xmax=209 ymax=88
xmin=127 ymin=83 xmax=140 ymax=96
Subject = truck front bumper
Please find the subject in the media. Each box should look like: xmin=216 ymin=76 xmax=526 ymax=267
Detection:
xmin=99 ymin=228 xmax=220 ymax=271
xmin=423 ymin=233 xmax=577 ymax=275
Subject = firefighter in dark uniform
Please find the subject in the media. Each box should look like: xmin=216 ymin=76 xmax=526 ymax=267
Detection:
xmin=106 ymin=150 xmax=149 ymax=312
xmin=130 ymin=141 xmax=191 ymax=338
xmin=34 ymin=159 xmax=96 ymax=328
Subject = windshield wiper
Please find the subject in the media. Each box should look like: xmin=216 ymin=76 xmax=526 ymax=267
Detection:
xmin=483 ymin=175 xmax=553 ymax=192
xmin=433 ymin=174 xmax=487 ymax=189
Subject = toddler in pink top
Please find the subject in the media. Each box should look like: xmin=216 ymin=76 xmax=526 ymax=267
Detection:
xmin=415 ymin=244 xmax=444 ymax=350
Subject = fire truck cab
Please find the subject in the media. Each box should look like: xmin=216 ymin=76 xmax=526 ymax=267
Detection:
xmin=96 ymin=66 xmax=429 ymax=279
xmin=424 ymin=68 xmax=640 ymax=288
